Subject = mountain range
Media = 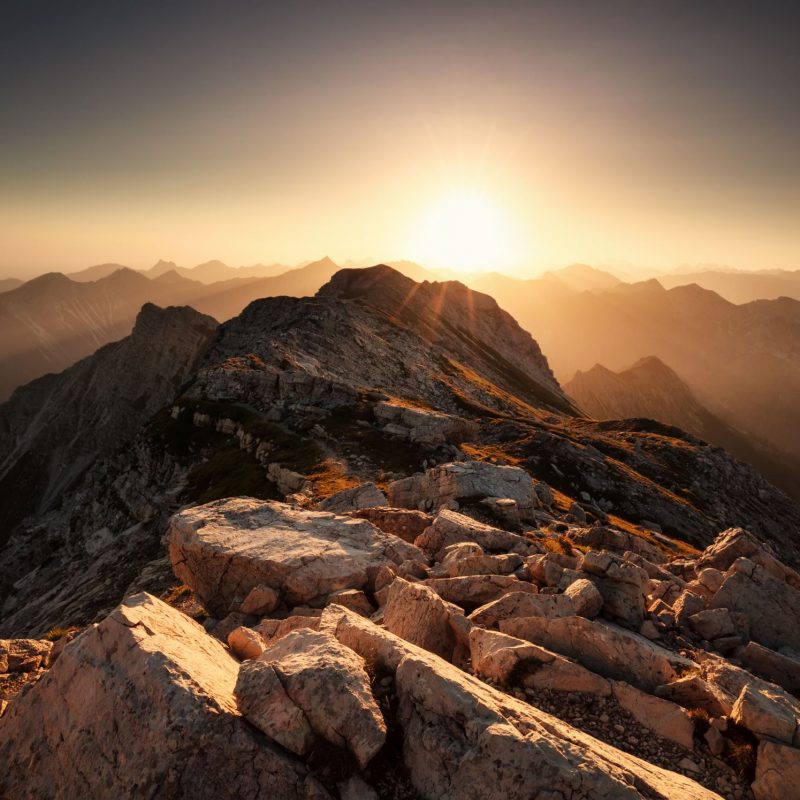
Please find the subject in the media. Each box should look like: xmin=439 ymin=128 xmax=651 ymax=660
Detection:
xmin=2 ymin=264 xmax=800 ymax=800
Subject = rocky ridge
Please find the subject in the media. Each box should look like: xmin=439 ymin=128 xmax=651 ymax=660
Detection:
xmin=1 ymin=265 xmax=800 ymax=798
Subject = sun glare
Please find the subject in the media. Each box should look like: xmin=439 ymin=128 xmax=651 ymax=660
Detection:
xmin=407 ymin=188 xmax=520 ymax=273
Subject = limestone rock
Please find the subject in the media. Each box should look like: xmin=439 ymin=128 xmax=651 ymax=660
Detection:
xmin=501 ymin=614 xmax=693 ymax=692
xmin=239 ymin=583 xmax=280 ymax=615
xmin=469 ymin=591 xmax=573 ymax=629
xmin=228 ymin=625 xmax=266 ymax=661
xmin=710 ymin=558 xmax=800 ymax=652
xmin=424 ymin=575 xmax=537 ymax=608
xmin=752 ymin=739 xmax=800 ymax=800
xmin=318 ymin=483 xmax=388 ymax=513
xmin=255 ymin=614 xmax=321 ymax=644
xmin=731 ymin=684 xmax=799 ymax=744
xmin=415 ymin=509 xmax=536 ymax=559
xmin=0 ymin=593 xmax=326 ymax=799
xmin=563 ymin=578 xmax=604 ymax=618
xmin=321 ymin=604 xmax=720 ymax=800
xmin=349 ymin=507 xmax=433 ymax=543
xmin=740 ymin=642 xmax=800 ymax=697
xmin=688 ymin=608 xmax=736 ymax=640
xmin=444 ymin=553 xmax=523 ymax=578
xmin=235 ymin=660 xmax=315 ymax=756
xmin=611 ymin=681 xmax=695 ymax=749
xmin=168 ymin=498 xmax=424 ymax=615
xmin=388 ymin=460 xmax=537 ymax=518
xmin=327 ymin=589 xmax=374 ymax=617
xmin=382 ymin=577 xmax=457 ymax=660
xmin=373 ymin=401 xmax=477 ymax=445
xmin=0 ymin=638 xmax=52 ymax=673
xmin=243 ymin=628 xmax=386 ymax=769
xmin=470 ymin=627 xmax=610 ymax=695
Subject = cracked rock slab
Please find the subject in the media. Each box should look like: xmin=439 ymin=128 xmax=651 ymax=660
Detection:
xmin=167 ymin=497 xmax=425 ymax=616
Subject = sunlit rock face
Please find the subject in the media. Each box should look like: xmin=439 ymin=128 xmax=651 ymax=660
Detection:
xmin=0 ymin=593 xmax=327 ymax=800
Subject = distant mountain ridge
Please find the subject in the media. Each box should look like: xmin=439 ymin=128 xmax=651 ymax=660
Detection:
xmin=565 ymin=356 xmax=800 ymax=497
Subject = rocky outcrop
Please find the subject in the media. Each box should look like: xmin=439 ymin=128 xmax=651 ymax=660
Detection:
xmin=321 ymin=604 xmax=719 ymax=799
xmin=388 ymin=461 xmax=538 ymax=518
xmin=167 ymin=498 xmax=424 ymax=615
xmin=0 ymin=593 xmax=327 ymax=799
xmin=382 ymin=577 xmax=458 ymax=659
xmin=0 ymin=303 xmax=217 ymax=538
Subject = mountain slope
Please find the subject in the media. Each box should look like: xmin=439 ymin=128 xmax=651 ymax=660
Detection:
xmin=0 ymin=304 xmax=217 ymax=535
xmin=565 ymin=356 xmax=800 ymax=497
xmin=477 ymin=277 xmax=800 ymax=463
xmin=0 ymin=269 xmax=212 ymax=400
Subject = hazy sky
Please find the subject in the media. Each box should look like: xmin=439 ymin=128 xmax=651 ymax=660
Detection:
xmin=2 ymin=1 xmax=799 ymax=278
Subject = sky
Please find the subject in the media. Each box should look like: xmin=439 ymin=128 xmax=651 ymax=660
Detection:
xmin=1 ymin=0 xmax=799 ymax=279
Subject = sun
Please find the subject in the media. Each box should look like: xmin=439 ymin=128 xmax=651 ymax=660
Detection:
xmin=407 ymin=188 xmax=520 ymax=273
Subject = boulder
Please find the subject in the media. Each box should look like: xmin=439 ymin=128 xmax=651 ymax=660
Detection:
xmin=387 ymin=460 xmax=537 ymax=518
xmin=239 ymin=583 xmax=280 ymax=615
xmin=255 ymin=614 xmax=320 ymax=644
xmin=655 ymin=675 xmax=731 ymax=718
xmin=468 ymin=592 xmax=573 ymax=629
xmin=373 ymin=401 xmax=478 ymax=445
xmin=568 ymin=525 xmax=664 ymax=563
xmin=320 ymin=604 xmax=720 ymax=800
xmin=0 ymin=593 xmax=326 ymax=799
xmin=673 ymin=589 xmax=706 ymax=624
xmin=235 ymin=661 xmax=315 ymax=756
xmin=444 ymin=553 xmax=523 ymax=578
xmin=470 ymin=628 xmax=610 ymax=695
xmin=326 ymin=589 xmax=374 ymax=616
xmin=238 ymin=628 xmax=386 ymax=769
xmin=167 ymin=498 xmax=424 ymax=615
xmin=382 ymin=577 xmax=457 ymax=659
xmin=563 ymin=578 xmax=603 ymax=618
xmin=710 ymin=558 xmax=800 ymax=652
xmin=731 ymin=684 xmax=799 ymax=744
xmin=0 ymin=638 xmax=52 ymax=673
xmin=228 ymin=625 xmax=266 ymax=661
xmin=740 ymin=642 xmax=800 ymax=697
xmin=752 ymin=739 xmax=800 ymax=800
xmin=500 ymin=615 xmax=693 ymax=693
xmin=349 ymin=507 xmax=433 ymax=543
xmin=688 ymin=608 xmax=736 ymax=641
xmin=318 ymin=483 xmax=388 ymax=513
xmin=415 ymin=509 xmax=535 ymax=559
xmin=424 ymin=575 xmax=537 ymax=608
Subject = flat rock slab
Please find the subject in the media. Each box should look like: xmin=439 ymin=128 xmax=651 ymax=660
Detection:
xmin=500 ymin=614 xmax=694 ymax=693
xmin=0 ymin=593 xmax=326 ymax=800
xmin=168 ymin=497 xmax=425 ymax=615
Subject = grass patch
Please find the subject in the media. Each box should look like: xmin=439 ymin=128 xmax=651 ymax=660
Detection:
xmin=43 ymin=625 xmax=81 ymax=642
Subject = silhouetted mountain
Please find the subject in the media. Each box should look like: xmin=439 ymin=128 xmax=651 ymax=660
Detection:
xmin=659 ymin=268 xmax=800 ymax=303
xmin=0 ymin=269 xmax=210 ymax=400
xmin=0 ymin=303 xmax=216 ymax=538
xmin=565 ymin=356 xmax=800 ymax=497
xmin=541 ymin=263 xmax=621 ymax=291
xmin=66 ymin=262 xmax=130 ymax=282
xmin=481 ymin=276 xmax=800 ymax=466
xmin=0 ymin=278 xmax=23 ymax=294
